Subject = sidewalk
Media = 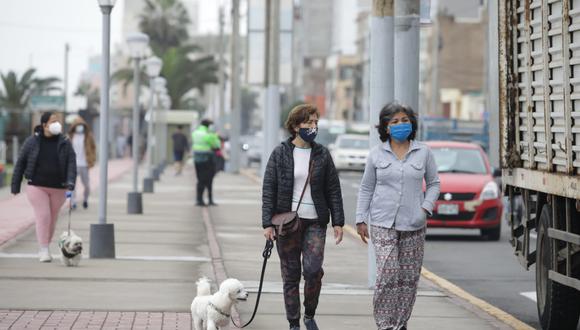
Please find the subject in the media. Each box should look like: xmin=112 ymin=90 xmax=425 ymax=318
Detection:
xmin=0 ymin=165 xmax=514 ymax=329
xmin=0 ymin=159 xmax=133 ymax=247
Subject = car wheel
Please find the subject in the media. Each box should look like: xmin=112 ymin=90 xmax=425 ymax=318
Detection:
xmin=480 ymin=222 xmax=501 ymax=241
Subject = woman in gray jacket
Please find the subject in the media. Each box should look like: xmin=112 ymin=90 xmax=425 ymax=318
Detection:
xmin=355 ymin=103 xmax=440 ymax=330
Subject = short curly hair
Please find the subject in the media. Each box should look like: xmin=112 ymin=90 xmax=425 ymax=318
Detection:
xmin=375 ymin=102 xmax=418 ymax=142
xmin=285 ymin=104 xmax=319 ymax=137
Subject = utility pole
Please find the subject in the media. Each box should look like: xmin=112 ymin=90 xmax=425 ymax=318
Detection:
xmin=430 ymin=8 xmax=440 ymax=139
xmin=64 ymin=43 xmax=70 ymax=113
xmin=230 ymin=0 xmax=242 ymax=173
xmin=261 ymin=0 xmax=281 ymax=177
xmin=487 ymin=0 xmax=500 ymax=168
xmin=368 ymin=0 xmax=395 ymax=288
xmin=394 ymin=0 xmax=420 ymax=112
xmin=218 ymin=6 xmax=226 ymax=133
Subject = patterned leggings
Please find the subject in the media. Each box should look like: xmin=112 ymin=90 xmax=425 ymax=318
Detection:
xmin=371 ymin=225 xmax=425 ymax=330
xmin=276 ymin=221 xmax=326 ymax=321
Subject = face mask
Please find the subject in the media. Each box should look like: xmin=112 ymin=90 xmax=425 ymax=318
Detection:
xmin=389 ymin=123 xmax=412 ymax=142
xmin=48 ymin=122 xmax=62 ymax=135
xmin=75 ymin=125 xmax=85 ymax=134
xmin=298 ymin=127 xmax=317 ymax=143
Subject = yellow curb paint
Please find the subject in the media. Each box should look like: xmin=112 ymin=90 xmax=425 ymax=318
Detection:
xmin=420 ymin=268 xmax=534 ymax=330
xmin=344 ymin=225 xmax=533 ymax=330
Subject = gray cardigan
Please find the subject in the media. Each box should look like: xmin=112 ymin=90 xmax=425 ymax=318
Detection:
xmin=355 ymin=140 xmax=440 ymax=231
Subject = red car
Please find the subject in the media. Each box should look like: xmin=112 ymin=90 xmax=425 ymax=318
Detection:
xmin=425 ymin=141 xmax=503 ymax=240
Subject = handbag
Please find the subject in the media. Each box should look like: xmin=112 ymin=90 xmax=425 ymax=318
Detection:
xmin=271 ymin=160 xmax=313 ymax=237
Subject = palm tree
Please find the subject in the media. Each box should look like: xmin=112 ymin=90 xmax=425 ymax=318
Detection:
xmin=74 ymin=81 xmax=100 ymax=112
xmin=139 ymin=0 xmax=191 ymax=56
xmin=113 ymin=46 xmax=218 ymax=110
xmin=0 ymin=69 xmax=61 ymax=139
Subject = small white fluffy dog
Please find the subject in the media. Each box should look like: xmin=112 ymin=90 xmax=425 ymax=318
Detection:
xmin=57 ymin=230 xmax=83 ymax=266
xmin=191 ymin=277 xmax=248 ymax=330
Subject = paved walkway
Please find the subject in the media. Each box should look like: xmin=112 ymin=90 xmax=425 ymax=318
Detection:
xmin=0 ymin=159 xmax=133 ymax=247
xmin=0 ymin=164 xmax=518 ymax=329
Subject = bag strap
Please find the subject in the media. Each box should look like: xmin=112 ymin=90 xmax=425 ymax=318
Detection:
xmin=295 ymin=160 xmax=314 ymax=212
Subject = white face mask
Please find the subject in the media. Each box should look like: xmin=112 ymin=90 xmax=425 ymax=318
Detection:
xmin=75 ymin=125 xmax=85 ymax=134
xmin=48 ymin=122 xmax=62 ymax=135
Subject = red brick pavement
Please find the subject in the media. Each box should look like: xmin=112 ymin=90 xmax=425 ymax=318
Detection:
xmin=0 ymin=159 xmax=133 ymax=247
xmin=0 ymin=310 xmax=192 ymax=330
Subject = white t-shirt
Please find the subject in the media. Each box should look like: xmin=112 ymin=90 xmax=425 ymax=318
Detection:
xmin=292 ymin=147 xmax=318 ymax=219
xmin=72 ymin=133 xmax=87 ymax=167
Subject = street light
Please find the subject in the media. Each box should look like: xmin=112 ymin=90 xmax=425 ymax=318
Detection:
xmin=90 ymin=0 xmax=117 ymax=259
xmin=142 ymin=56 xmax=162 ymax=193
xmin=126 ymin=32 xmax=149 ymax=214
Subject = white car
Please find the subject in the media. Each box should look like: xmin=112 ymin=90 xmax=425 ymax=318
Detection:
xmin=330 ymin=134 xmax=370 ymax=171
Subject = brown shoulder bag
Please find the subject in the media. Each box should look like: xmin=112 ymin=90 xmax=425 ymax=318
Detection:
xmin=271 ymin=160 xmax=313 ymax=237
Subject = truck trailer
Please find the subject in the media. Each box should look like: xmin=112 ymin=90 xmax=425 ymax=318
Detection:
xmin=499 ymin=0 xmax=580 ymax=328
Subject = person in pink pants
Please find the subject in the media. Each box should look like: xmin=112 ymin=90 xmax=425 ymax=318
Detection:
xmin=11 ymin=111 xmax=77 ymax=262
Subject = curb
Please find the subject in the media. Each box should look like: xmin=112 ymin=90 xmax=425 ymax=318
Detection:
xmin=343 ymin=224 xmax=533 ymax=330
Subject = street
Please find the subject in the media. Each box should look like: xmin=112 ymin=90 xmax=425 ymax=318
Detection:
xmin=338 ymin=171 xmax=543 ymax=330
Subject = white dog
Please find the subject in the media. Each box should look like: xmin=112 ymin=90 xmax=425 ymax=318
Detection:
xmin=191 ymin=277 xmax=249 ymax=330
xmin=57 ymin=230 xmax=83 ymax=267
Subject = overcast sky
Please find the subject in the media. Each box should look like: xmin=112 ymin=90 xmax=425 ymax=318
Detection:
xmin=0 ymin=0 xmax=222 ymax=110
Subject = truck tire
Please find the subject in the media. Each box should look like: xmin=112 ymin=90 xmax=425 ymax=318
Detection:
xmin=481 ymin=222 xmax=501 ymax=241
xmin=536 ymin=204 xmax=580 ymax=330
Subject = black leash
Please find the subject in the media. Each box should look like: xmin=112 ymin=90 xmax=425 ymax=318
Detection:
xmin=231 ymin=239 xmax=274 ymax=328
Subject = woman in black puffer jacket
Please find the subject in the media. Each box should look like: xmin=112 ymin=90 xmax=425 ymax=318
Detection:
xmin=11 ymin=111 xmax=76 ymax=263
xmin=262 ymin=104 xmax=344 ymax=330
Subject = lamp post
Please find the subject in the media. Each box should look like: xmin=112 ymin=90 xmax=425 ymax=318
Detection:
xmin=142 ymin=56 xmax=163 ymax=193
xmin=126 ymin=32 xmax=149 ymax=214
xmin=151 ymin=77 xmax=166 ymax=181
xmin=91 ymin=0 xmax=117 ymax=259
xmin=159 ymin=94 xmax=171 ymax=172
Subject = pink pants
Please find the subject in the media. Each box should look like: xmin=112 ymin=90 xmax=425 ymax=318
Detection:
xmin=26 ymin=185 xmax=67 ymax=246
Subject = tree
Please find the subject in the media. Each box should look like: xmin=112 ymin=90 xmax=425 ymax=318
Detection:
xmin=0 ymin=69 xmax=61 ymax=139
xmin=74 ymin=81 xmax=100 ymax=112
xmin=139 ymin=0 xmax=191 ymax=56
xmin=0 ymin=69 xmax=60 ymax=110
xmin=113 ymin=47 xmax=219 ymax=110
xmin=113 ymin=0 xmax=219 ymax=110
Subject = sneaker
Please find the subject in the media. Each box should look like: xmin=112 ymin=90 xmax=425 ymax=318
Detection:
xmin=39 ymin=250 xmax=52 ymax=263
xmin=303 ymin=316 xmax=318 ymax=330
xmin=82 ymin=201 xmax=88 ymax=209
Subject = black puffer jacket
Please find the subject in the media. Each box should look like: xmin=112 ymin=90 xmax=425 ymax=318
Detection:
xmin=262 ymin=138 xmax=344 ymax=228
xmin=11 ymin=132 xmax=77 ymax=194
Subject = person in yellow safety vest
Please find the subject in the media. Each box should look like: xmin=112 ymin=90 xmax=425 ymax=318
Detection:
xmin=192 ymin=118 xmax=221 ymax=206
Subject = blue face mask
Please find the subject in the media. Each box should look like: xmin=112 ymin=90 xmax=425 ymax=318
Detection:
xmin=298 ymin=127 xmax=318 ymax=143
xmin=389 ymin=123 xmax=412 ymax=142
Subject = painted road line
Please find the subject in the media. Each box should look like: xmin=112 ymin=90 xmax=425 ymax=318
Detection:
xmin=520 ymin=291 xmax=537 ymax=302
xmin=343 ymin=224 xmax=534 ymax=330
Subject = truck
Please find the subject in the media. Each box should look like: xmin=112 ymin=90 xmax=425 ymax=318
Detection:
xmin=499 ymin=0 xmax=580 ymax=329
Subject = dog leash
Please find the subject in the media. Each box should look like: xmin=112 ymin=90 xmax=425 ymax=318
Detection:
xmin=231 ymin=239 xmax=274 ymax=328
xmin=65 ymin=191 xmax=73 ymax=236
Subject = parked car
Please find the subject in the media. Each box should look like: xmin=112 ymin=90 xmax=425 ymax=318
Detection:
xmin=425 ymin=141 xmax=503 ymax=240
xmin=330 ymin=134 xmax=369 ymax=172
xmin=241 ymin=134 xmax=263 ymax=166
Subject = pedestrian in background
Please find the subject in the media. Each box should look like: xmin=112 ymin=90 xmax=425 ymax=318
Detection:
xmin=68 ymin=117 xmax=96 ymax=209
xmin=355 ymin=103 xmax=440 ymax=330
xmin=172 ymin=125 xmax=189 ymax=176
xmin=11 ymin=111 xmax=77 ymax=262
xmin=191 ymin=119 xmax=220 ymax=206
xmin=262 ymin=104 xmax=344 ymax=330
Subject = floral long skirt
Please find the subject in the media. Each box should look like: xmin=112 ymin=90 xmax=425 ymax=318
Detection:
xmin=371 ymin=225 xmax=426 ymax=330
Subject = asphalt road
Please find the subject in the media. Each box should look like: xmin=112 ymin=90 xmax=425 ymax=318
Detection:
xmin=337 ymin=171 xmax=543 ymax=330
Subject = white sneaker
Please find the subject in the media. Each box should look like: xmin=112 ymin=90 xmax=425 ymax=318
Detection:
xmin=39 ymin=249 xmax=52 ymax=263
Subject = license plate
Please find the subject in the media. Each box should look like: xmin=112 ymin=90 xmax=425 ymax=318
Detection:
xmin=438 ymin=204 xmax=459 ymax=215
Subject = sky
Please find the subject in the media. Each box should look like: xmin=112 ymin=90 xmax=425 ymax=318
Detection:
xmin=0 ymin=0 xmax=223 ymax=111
